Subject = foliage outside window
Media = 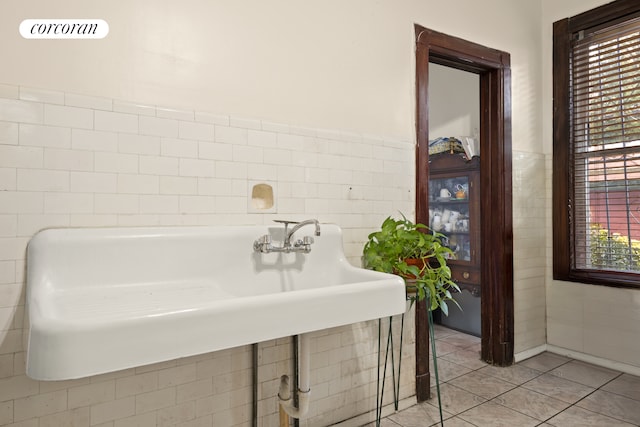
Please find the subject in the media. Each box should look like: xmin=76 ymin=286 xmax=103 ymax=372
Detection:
xmin=553 ymin=0 xmax=640 ymax=288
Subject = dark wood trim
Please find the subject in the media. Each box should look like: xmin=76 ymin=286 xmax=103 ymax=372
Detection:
xmin=414 ymin=32 xmax=431 ymax=401
xmin=416 ymin=38 xmax=430 ymax=224
xmin=552 ymin=1 xmax=640 ymax=289
xmin=552 ymin=18 xmax=572 ymax=281
xmin=568 ymin=0 xmax=640 ymax=31
xmin=414 ymin=299 xmax=430 ymax=402
xmin=416 ymin=26 xmax=509 ymax=71
xmin=414 ymin=25 xmax=514 ymax=400
xmin=479 ymin=66 xmax=514 ymax=365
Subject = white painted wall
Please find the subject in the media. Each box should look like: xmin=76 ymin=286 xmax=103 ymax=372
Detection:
xmin=542 ymin=0 xmax=640 ymax=369
xmin=0 ymin=0 xmax=541 ymax=149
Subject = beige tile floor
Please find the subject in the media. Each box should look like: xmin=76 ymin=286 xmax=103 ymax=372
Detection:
xmin=377 ymin=325 xmax=640 ymax=427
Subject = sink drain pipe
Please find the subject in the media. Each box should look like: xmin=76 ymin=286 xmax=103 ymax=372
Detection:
xmin=278 ymin=333 xmax=311 ymax=419
xmin=252 ymin=343 xmax=258 ymax=427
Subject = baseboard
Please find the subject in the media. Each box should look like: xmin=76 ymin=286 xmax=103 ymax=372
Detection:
xmin=514 ymin=344 xmax=640 ymax=376
xmin=546 ymin=345 xmax=640 ymax=377
xmin=514 ymin=344 xmax=547 ymax=363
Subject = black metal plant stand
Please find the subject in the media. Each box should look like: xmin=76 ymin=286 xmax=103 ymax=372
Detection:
xmin=375 ymin=307 xmax=444 ymax=426
xmin=428 ymin=309 xmax=444 ymax=426
xmin=375 ymin=314 xmax=404 ymax=426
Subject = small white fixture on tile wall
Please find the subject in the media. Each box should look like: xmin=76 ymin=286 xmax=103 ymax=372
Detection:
xmin=248 ymin=181 xmax=276 ymax=213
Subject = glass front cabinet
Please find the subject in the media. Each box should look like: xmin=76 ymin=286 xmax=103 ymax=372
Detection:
xmin=428 ymin=153 xmax=480 ymax=290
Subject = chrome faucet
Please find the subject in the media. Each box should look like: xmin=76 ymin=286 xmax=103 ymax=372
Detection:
xmin=253 ymin=219 xmax=321 ymax=253
xmin=284 ymin=219 xmax=321 ymax=246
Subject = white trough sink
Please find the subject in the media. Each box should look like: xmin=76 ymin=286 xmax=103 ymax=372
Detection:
xmin=26 ymin=223 xmax=406 ymax=380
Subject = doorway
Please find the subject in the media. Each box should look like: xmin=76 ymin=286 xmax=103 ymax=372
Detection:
xmin=428 ymin=63 xmax=481 ymax=338
xmin=414 ymin=25 xmax=514 ymax=401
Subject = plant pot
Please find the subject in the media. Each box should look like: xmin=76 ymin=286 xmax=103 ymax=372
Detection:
xmin=401 ymin=258 xmax=426 ymax=278
xmin=396 ymin=258 xmax=426 ymax=297
xmin=404 ymin=279 xmax=418 ymax=296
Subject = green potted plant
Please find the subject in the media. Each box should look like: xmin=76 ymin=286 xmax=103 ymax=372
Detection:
xmin=364 ymin=214 xmax=458 ymax=427
xmin=363 ymin=214 xmax=460 ymax=313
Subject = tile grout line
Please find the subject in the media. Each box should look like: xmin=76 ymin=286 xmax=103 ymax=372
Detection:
xmin=477 ymin=357 xmax=631 ymax=426
xmin=512 ymin=358 xmax=586 ymax=425
xmin=432 ymin=338 xmax=567 ymax=426
xmin=450 ymin=353 xmax=574 ymax=426
xmin=546 ymin=372 xmax=635 ymax=426
xmin=393 ymin=328 xmax=639 ymax=427
xmin=593 ymin=371 xmax=639 ymax=402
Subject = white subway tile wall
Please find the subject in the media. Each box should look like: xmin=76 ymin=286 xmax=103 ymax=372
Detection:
xmin=0 ymin=84 xmax=416 ymax=427
xmin=512 ymin=152 xmax=547 ymax=353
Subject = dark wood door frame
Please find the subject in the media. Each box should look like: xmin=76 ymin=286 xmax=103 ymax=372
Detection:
xmin=414 ymin=25 xmax=514 ymax=401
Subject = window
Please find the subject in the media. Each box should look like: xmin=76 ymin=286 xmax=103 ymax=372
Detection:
xmin=553 ymin=0 xmax=640 ymax=288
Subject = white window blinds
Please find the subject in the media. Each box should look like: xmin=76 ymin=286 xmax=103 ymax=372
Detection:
xmin=571 ymin=15 xmax=640 ymax=272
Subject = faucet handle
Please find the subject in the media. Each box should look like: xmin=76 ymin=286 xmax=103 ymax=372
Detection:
xmin=253 ymin=234 xmax=272 ymax=253
xmin=293 ymin=236 xmax=314 ymax=249
xmin=259 ymin=235 xmax=272 ymax=245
